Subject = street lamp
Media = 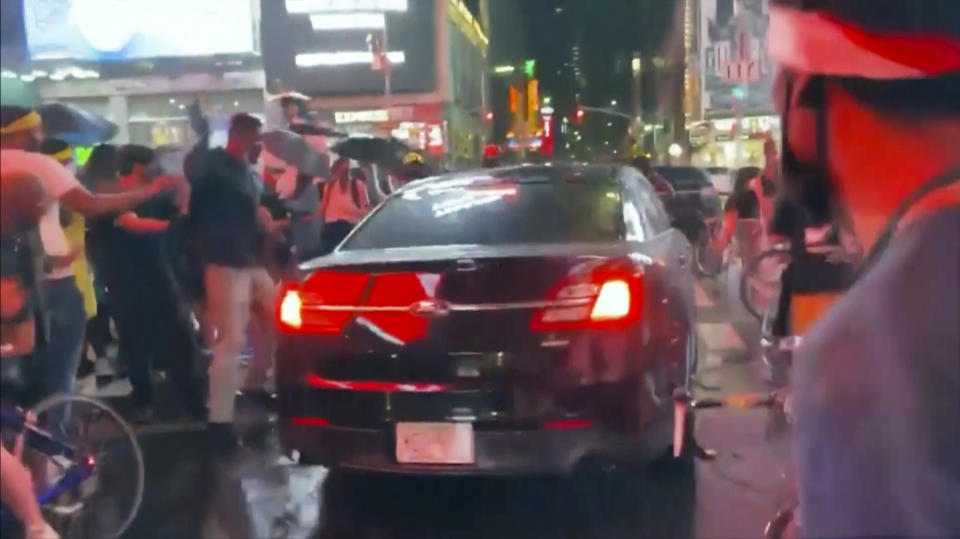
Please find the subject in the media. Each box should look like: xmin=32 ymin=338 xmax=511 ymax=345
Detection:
xmin=610 ymin=100 xmax=618 ymax=106
xmin=668 ymin=142 xmax=683 ymax=158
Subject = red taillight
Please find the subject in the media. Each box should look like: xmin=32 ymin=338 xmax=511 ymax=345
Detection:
xmin=278 ymin=271 xmax=438 ymax=342
xmin=291 ymin=417 xmax=330 ymax=427
xmin=543 ymin=418 xmax=595 ymax=430
xmin=279 ymin=288 xmax=302 ymax=329
xmin=531 ymin=262 xmax=643 ymax=332
xmin=591 ymin=280 xmax=631 ymax=321
xmin=278 ymin=271 xmax=370 ymax=334
xmin=306 ymin=373 xmax=449 ymax=393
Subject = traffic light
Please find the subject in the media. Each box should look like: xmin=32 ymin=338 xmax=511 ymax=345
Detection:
xmin=484 ymin=111 xmax=494 ymax=122
xmin=574 ymin=106 xmax=585 ymax=124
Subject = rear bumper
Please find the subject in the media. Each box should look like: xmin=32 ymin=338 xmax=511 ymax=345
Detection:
xmin=281 ymin=422 xmax=608 ymax=475
xmin=278 ymin=380 xmax=674 ymax=475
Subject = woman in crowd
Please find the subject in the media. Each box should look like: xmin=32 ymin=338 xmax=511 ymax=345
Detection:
xmin=319 ymin=157 xmax=370 ymax=254
xmin=711 ymin=166 xmax=777 ymax=258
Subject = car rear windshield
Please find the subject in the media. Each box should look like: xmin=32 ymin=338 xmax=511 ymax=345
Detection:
xmin=655 ymin=166 xmax=711 ymax=191
xmin=342 ymin=172 xmax=624 ymax=250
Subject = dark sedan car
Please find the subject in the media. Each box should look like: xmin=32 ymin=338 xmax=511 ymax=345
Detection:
xmin=654 ymin=166 xmax=722 ymax=241
xmin=276 ymin=164 xmax=698 ymax=475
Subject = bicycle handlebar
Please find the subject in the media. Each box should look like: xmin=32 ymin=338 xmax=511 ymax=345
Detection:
xmin=674 ymin=389 xmax=781 ymax=410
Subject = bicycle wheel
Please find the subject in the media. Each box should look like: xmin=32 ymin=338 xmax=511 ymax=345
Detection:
xmin=740 ymin=248 xmax=790 ymax=320
xmin=27 ymin=394 xmax=144 ymax=539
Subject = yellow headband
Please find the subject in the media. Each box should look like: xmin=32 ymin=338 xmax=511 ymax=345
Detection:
xmin=0 ymin=111 xmax=41 ymax=135
xmin=49 ymin=147 xmax=73 ymax=162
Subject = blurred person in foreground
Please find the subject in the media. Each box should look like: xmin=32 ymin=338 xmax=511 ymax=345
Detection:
xmin=0 ymin=172 xmax=60 ymax=539
xmin=188 ymin=113 xmax=278 ymax=450
xmin=0 ymin=106 xmax=173 ymax=406
xmin=92 ymin=145 xmax=203 ymax=423
xmin=319 ymin=157 xmax=369 ymax=254
xmin=769 ymin=1 xmax=960 ymax=537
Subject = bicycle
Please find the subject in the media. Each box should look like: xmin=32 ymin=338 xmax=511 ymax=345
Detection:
xmin=672 ymin=389 xmax=798 ymax=539
xmin=0 ymin=394 xmax=145 ymax=539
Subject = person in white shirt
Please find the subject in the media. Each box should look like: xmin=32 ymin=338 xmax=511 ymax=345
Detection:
xmin=0 ymin=106 xmax=172 ymax=404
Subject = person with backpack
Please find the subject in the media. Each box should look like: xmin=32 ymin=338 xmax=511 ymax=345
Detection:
xmin=319 ymin=158 xmax=370 ymax=254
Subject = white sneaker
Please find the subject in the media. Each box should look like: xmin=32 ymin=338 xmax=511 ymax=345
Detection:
xmin=25 ymin=522 xmax=59 ymax=539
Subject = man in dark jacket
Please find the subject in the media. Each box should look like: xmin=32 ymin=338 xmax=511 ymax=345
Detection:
xmin=188 ymin=113 xmax=276 ymax=450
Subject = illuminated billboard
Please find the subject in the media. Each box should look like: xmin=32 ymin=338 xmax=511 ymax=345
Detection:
xmin=23 ymin=0 xmax=256 ymax=61
xmin=261 ymin=0 xmax=436 ymax=97
xmin=699 ymin=0 xmax=775 ymax=118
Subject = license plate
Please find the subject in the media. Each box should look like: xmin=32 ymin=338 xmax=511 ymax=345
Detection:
xmin=395 ymin=423 xmax=474 ymax=465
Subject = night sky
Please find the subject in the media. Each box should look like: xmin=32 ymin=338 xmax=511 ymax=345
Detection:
xmin=490 ymin=0 xmax=676 ymax=156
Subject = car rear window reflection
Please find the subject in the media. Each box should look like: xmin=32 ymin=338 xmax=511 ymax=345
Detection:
xmin=342 ymin=180 xmax=623 ymax=250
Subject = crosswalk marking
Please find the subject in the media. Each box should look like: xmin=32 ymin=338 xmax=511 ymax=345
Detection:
xmin=695 ymin=282 xmax=714 ymax=308
xmin=698 ymin=322 xmax=747 ymax=352
xmin=703 ymin=352 xmax=725 ymax=368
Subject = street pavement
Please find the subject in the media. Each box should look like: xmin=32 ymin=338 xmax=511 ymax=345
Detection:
xmin=99 ymin=273 xmax=792 ymax=539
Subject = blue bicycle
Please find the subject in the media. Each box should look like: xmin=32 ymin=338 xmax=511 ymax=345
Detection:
xmin=1 ymin=394 xmax=144 ymax=539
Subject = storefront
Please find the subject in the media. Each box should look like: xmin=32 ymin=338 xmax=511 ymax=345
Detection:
xmin=263 ymin=0 xmax=489 ymax=168
xmin=689 ymin=114 xmax=779 ymax=168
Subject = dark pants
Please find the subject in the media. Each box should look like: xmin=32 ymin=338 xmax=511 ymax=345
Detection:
xmin=112 ymin=274 xmax=205 ymax=416
xmin=320 ymin=220 xmax=355 ymax=255
xmin=773 ymin=263 xmax=793 ymax=337
xmin=26 ymin=277 xmax=86 ymax=404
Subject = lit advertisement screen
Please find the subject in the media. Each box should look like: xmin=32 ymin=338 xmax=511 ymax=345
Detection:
xmin=23 ymin=0 xmax=256 ymax=61
xmin=261 ymin=0 xmax=436 ymax=97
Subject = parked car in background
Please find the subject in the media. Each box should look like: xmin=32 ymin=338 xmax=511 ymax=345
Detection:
xmin=705 ymin=166 xmax=733 ymax=196
xmin=276 ymin=164 xmax=698 ymax=475
xmin=654 ymin=166 xmax=722 ymax=241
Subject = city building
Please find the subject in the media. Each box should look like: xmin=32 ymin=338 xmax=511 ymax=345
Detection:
xmin=689 ymin=0 xmax=780 ymax=168
xmin=263 ymin=0 xmax=489 ymax=168
xmin=0 ymin=0 xmax=265 ymax=147
xmin=517 ymin=0 xmax=675 ymax=161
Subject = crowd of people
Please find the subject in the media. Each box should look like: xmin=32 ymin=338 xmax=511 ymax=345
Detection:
xmin=0 ymin=101 xmax=410 ymax=537
xmin=2 ymin=2 xmax=958 ymax=536
xmin=0 ymin=103 xmax=409 ymax=442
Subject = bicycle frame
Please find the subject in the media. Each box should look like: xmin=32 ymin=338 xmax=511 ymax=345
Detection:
xmin=0 ymin=407 xmax=96 ymax=519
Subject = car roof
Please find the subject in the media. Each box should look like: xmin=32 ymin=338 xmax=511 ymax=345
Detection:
xmin=401 ymin=163 xmax=622 ymax=192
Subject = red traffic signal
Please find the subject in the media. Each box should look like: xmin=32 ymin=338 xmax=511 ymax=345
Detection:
xmin=574 ymin=107 xmax=585 ymax=124
xmin=484 ymin=111 xmax=494 ymax=122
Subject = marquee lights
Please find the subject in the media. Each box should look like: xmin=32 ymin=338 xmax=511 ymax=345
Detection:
xmin=286 ymin=0 xmax=407 ymax=13
xmin=295 ymin=50 xmax=406 ymax=67
xmin=310 ymin=12 xmax=386 ymax=30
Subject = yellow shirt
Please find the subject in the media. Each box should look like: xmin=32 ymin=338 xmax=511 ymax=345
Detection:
xmin=64 ymin=213 xmax=97 ymax=319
